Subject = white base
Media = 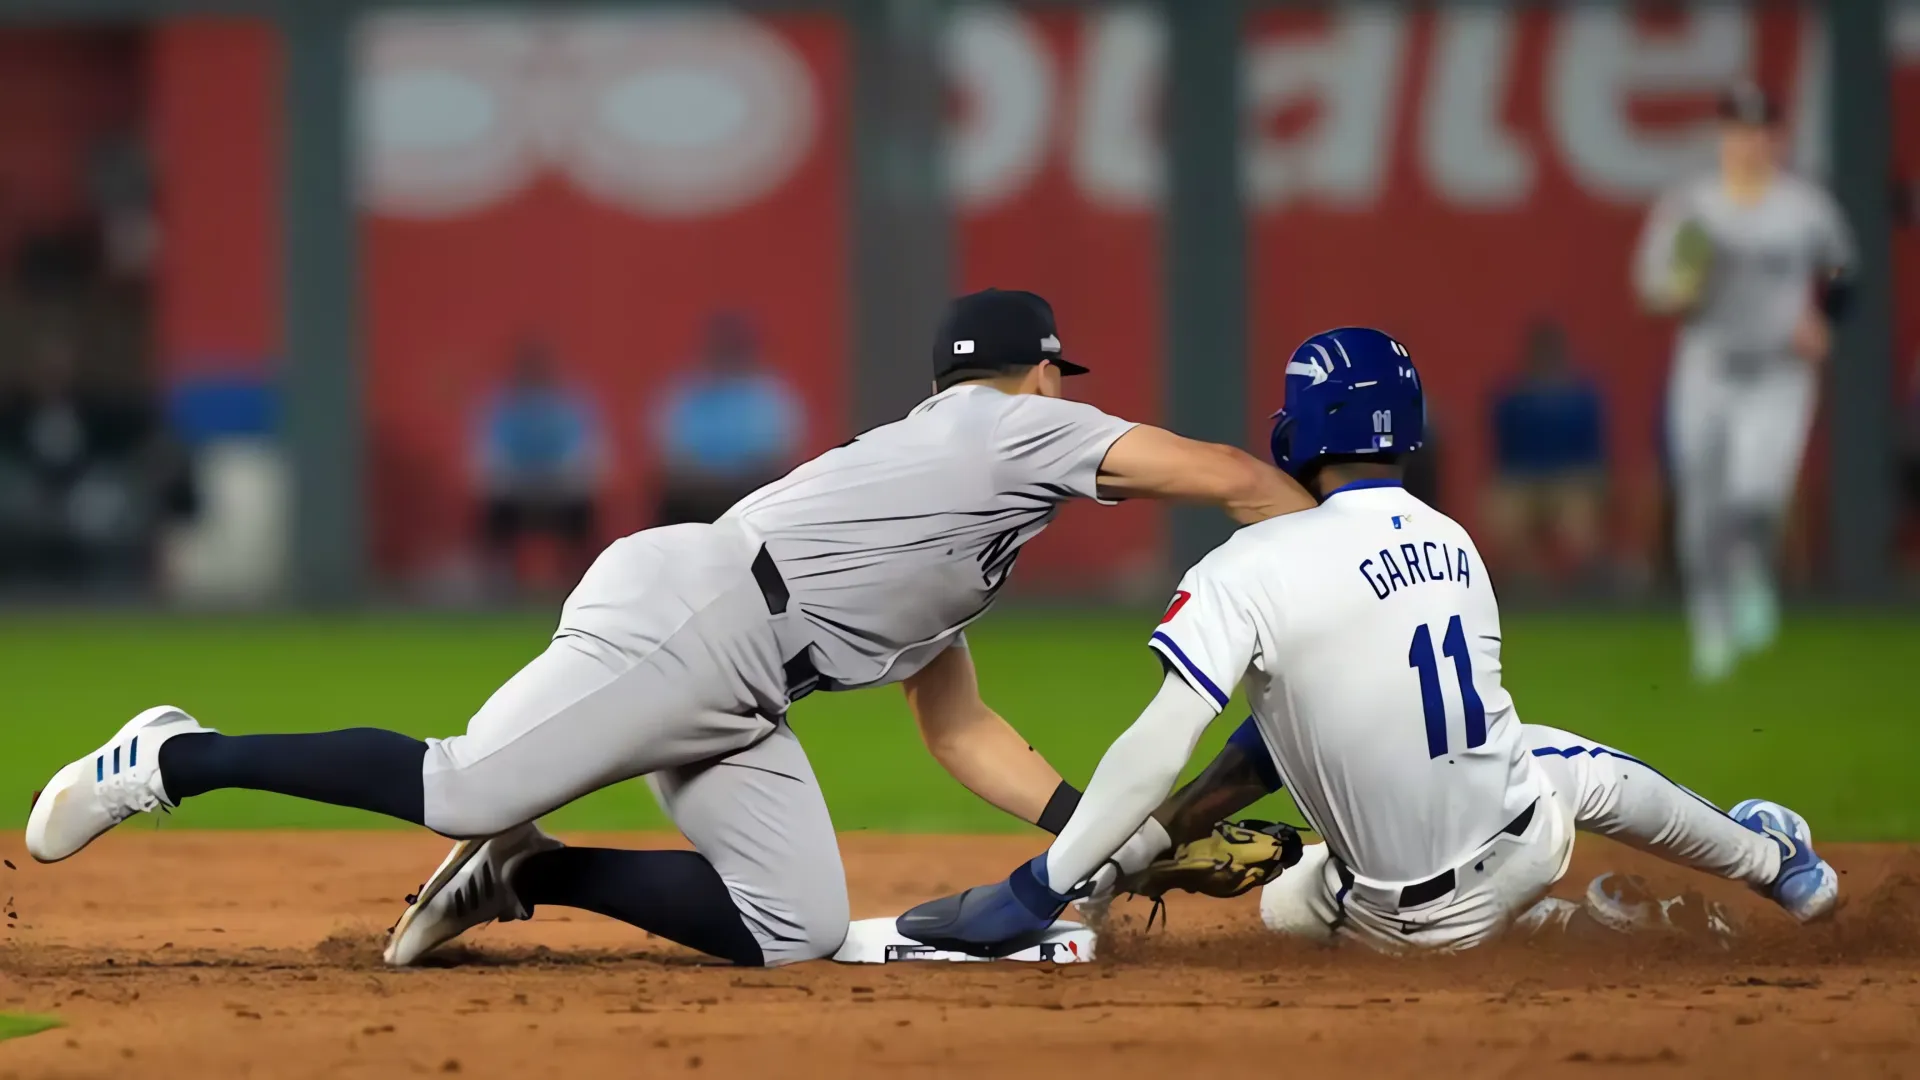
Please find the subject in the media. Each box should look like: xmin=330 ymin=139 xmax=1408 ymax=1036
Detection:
xmin=832 ymin=916 xmax=1097 ymax=964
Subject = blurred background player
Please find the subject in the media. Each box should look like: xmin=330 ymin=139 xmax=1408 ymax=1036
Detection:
xmin=1632 ymin=82 xmax=1857 ymax=682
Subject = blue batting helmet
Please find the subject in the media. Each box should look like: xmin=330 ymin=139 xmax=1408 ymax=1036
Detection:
xmin=1269 ymin=327 xmax=1424 ymax=479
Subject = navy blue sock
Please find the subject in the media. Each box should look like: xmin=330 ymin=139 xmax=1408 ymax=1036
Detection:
xmin=157 ymin=730 xmax=428 ymax=825
xmin=512 ymin=847 xmax=764 ymax=967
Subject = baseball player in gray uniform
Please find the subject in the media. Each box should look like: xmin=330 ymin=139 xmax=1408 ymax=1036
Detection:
xmin=27 ymin=288 xmax=1312 ymax=967
xmin=1633 ymin=83 xmax=1855 ymax=682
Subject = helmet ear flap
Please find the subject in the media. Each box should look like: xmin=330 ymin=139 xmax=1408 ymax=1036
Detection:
xmin=1269 ymin=411 xmax=1296 ymax=473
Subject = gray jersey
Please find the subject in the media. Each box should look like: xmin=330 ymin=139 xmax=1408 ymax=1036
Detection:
xmin=1633 ymin=171 xmax=1854 ymax=361
xmin=724 ymin=385 xmax=1137 ymax=690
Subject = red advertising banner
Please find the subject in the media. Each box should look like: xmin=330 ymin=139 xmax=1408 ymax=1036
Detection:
xmin=151 ymin=20 xmax=282 ymax=377
xmin=143 ymin=6 xmax=1920 ymax=587
xmin=952 ymin=8 xmax=1165 ymax=593
xmin=1246 ymin=6 xmax=1834 ymax=551
xmin=354 ymin=14 xmax=850 ymax=577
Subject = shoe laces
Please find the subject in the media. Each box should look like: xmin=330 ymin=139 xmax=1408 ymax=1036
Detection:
xmin=97 ymin=749 xmax=169 ymax=821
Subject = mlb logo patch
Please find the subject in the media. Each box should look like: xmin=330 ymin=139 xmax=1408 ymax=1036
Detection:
xmin=1372 ymin=434 xmax=1394 ymax=449
xmin=1392 ymin=514 xmax=1412 ymax=529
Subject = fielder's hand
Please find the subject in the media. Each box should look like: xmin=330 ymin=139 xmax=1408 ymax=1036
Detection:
xmin=1791 ymin=308 xmax=1831 ymax=364
xmin=1117 ymin=819 xmax=1304 ymax=900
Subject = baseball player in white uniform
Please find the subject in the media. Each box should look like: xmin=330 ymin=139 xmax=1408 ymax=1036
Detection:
xmin=1634 ymin=82 xmax=1856 ymax=682
xmin=901 ymin=327 xmax=1838 ymax=957
xmin=26 ymin=288 xmax=1315 ymax=967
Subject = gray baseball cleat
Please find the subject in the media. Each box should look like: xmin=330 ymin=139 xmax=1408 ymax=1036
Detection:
xmin=385 ymin=823 xmax=563 ymax=966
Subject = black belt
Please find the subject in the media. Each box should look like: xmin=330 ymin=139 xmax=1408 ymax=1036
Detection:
xmin=752 ymin=545 xmax=824 ymax=701
xmin=1395 ymin=800 xmax=1537 ymax=909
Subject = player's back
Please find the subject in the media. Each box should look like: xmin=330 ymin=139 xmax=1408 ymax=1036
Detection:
xmin=1196 ymin=482 xmax=1535 ymax=887
xmin=726 ymin=384 xmax=1132 ymax=690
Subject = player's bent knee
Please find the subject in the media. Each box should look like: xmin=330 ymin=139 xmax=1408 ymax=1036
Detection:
xmin=1258 ymin=843 xmax=1337 ymax=943
xmin=789 ymin=886 xmax=853 ymax=965
xmin=734 ymin=878 xmax=850 ymax=967
xmin=755 ymin=915 xmax=849 ymax=967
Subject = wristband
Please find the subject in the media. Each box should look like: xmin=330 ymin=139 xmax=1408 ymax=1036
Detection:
xmin=1037 ymin=779 xmax=1083 ymax=835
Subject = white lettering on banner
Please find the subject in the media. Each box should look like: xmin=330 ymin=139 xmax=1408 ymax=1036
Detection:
xmin=1422 ymin=7 xmax=1534 ymax=207
xmin=1245 ymin=8 xmax=1407 ymax=211
xmin=359 ymin=11 xmax=816 ymax=220
xmin=1548 ymin=7 xmax=1748 ymax=202
xmin=559 ymin=15 xmax=817 ymax=218
xmin=357 ymin=16 xmax=545 ymax=219
xmin=946 ymin=5 xmax=1054 ymax=211
xmin=358 ymin=5 xmax=1919 ymax=221
xmin=1072 ymin=5 xmax=1166 ymax=209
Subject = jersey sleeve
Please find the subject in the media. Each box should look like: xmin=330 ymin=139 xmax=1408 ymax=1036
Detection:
xmin=1145 ymin=557 xmax=1258 ymax=715
xmin=989 ymin=394 xmax=1139 ymax=503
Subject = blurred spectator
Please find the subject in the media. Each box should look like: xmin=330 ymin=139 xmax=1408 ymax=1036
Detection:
xmin=651 ymin=313 xmax=804 ymax=526
xmin=0 ymin=329 xmax=192 ymax=591
xmin=87 ymin=129 xmax=158 ymax=282
xmin=1481 ymin=321 xmax=1608 ymax=588
xmin=473 ymin=341 xmax=605 ymax=587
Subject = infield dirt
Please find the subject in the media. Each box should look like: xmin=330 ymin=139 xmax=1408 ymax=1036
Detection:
xmin=1 ymin=831 xmax=1916 ymax=1079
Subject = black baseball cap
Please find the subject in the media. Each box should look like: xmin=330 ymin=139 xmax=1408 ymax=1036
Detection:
xmin=931 ymin=288 xmax=1088 ymax=383
xmin=1718 ymin=80 xmax=1780 ymax=127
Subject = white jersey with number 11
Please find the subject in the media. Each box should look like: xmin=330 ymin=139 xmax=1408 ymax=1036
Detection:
xmin=1147 ymin=479 xmax=1539 ymax=889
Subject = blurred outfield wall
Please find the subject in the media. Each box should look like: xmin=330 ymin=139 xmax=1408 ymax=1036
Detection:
xmin=7 ymin=4 xmax=1918 ymax=597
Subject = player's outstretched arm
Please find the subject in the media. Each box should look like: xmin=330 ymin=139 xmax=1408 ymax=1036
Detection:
xmin=902 ymin=639 xmax=1069 ymax=828
xmin=1095 ymin=425 xmax=1313 ymax=524
xmin=1041 ymin=671 xmax=1218 ymax=891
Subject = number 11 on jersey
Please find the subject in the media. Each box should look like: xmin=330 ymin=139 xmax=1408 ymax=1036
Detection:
xmin=1408 ymin=614 xmax=1487 ymax=758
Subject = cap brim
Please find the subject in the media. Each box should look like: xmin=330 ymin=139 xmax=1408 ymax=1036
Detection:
xmin=1049 ymin=357 xmax=1089 ymax=376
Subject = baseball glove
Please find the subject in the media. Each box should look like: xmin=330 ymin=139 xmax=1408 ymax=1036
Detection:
xmin=1664 ymin=218 xmax=1714 ymax=310
xmin=1117 ymin=819 xmax=1304 ymax=901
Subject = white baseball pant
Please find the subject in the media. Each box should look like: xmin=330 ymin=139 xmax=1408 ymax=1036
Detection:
xmin=1257 ymin=724 xmax=1780 ymax=952
xmin=1666 ymin=339 xmax=1819 ymax=663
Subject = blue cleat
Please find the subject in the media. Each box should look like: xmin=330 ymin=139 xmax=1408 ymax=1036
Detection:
xmin=1729 ymin=799 xmax=1839 ymax=922
xmin=896 ymin=855 xmax=1073 ymax=958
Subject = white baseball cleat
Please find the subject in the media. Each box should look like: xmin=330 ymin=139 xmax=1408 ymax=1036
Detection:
xmin=26 ymin=706 xmax=210 ymax=863
xmin=384 ymin=823 xmax=562 ymax=967
xmin=1729 ymin=798 xmax=1839 ymax=923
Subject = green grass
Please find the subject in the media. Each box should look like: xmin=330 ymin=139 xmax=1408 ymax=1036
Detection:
xmin=0 ymin=1013 xmax=61 ymax=1043
xmin=1 ymin=610 xmax=1915 ymax=839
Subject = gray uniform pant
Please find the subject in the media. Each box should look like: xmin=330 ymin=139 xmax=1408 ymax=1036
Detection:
xmin=417 ymin=520 xmax=850 ymax=965
xmin=1667 ymin=340 xmax=1817 ymax=645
